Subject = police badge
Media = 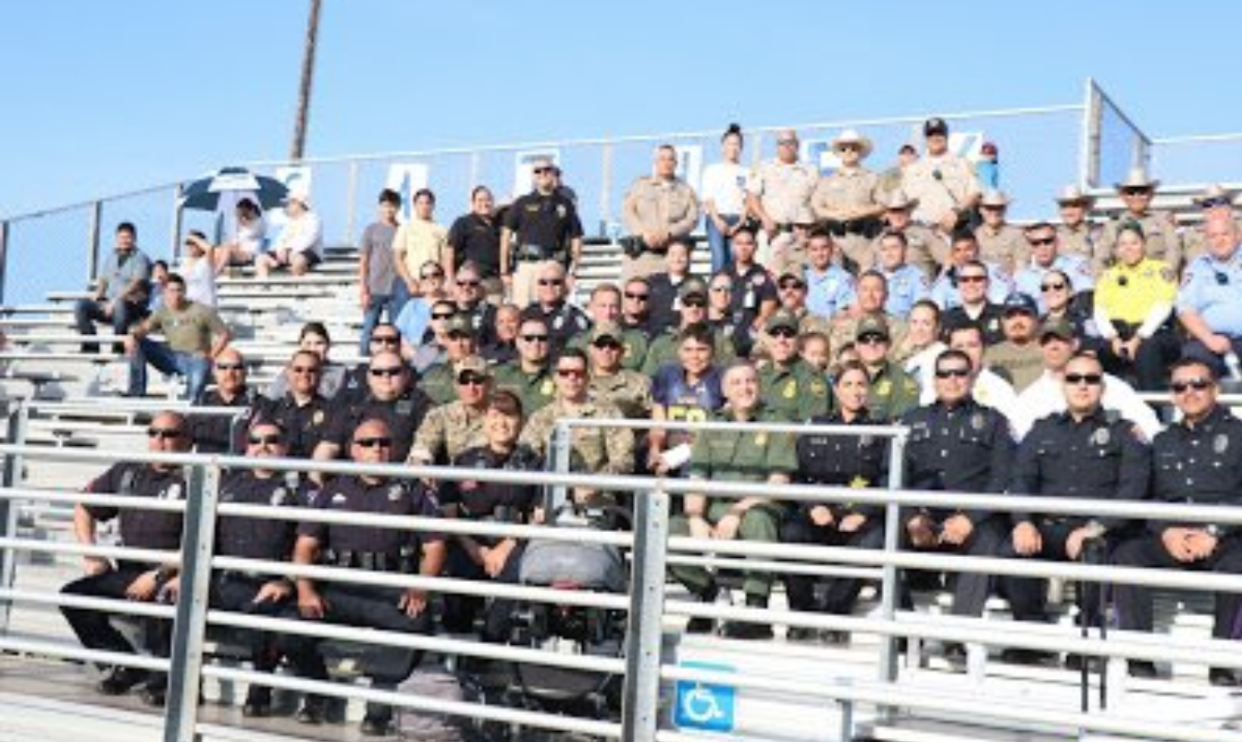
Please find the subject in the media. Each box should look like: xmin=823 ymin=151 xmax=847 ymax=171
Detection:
xmin=1215 ymin=433 xmax=1229 ymax=454
xmin=388 ymin=484 xmax=405 ymax=502
xmin=1092 ymin=427 xmax=1111 ymax=447
xmin=971 ymin=412 xmax=985 ymax=431
xmin=271 ymin=487 xmax=288 ymax=506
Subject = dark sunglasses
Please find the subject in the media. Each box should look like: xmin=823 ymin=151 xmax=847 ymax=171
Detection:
xmin=421 ymin=272 xmax=445 ymax=280
xmin=1064 ymin=373 xmax=1103 ymax=386
xmin=1041 ymin=282 xmax=1067 ymax=292
xmin=682 ymin=298 xmax=706 ymax=308
xmin=214 ymin=362 xmax=244 ymax=371
xmin=248 ymin=433 xmax=283 ymax=446
xmin=456 ymin=279 xmax=480 ymax=287
xmin=369 ymin=366 xmax=404 ymax=378
xmin=935 ymin=368 xmax=971 ymax=379
xmin=147 ymin=427 xmax=184 ymax=440
xmin=532 ymin=167 xmax=552 ymax=175
xmin=778 ymin=280 xmax=805 ymax=290
xmin=624 ymin=292 xmax=649 ymax=301
xmin=957 ymin=275 xmax=987 ymax=284
xmin=556 ymin=368 xmax=586 ymax=379
xmin=457 ymin=372 xmax=487 ymax=386
xmin=1172 ymin=378 xmax=1213 ymax=394
xmin=1122 ymin=188 xmax=1152 ymax=196
xmin=1028 ymin=237 xmax=1056 ymax=247
xmin=538 ymin=278 xmax=564 ymax=286
xmin=770 ymin=327 xmax=798 ymax=339
xmin=352 ymin=437 xmax=393 ymax=449
xmin=1200 ymin=197 xmax=1231 ymax=209
xmin=290 ymin=365 xmax=320 ymax=375
xmin=857 ymin=333 xmax=888 ymax=345
xmin=593 ymin=339 xmax=622 ymax=350
xmin=521 ymin=334 xmax=548 ymax=343
xmin=432 ymin=311 xmax=455 ymax=320
xmin=370 ymin=336 xmax=400 ymax=345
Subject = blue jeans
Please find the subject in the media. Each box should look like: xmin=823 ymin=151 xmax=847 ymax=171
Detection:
xmin=129 ymin=339 xmax=210 ymax=399
xmin=75 ymin=297 xmax=145 ymax=354
xmin=390 ymin=277 xmax=414 ymax=320
xmin=705 ymin=214 xmax=742 ymax=276
xmin=359 ymin=290 xmax=401 ymax=356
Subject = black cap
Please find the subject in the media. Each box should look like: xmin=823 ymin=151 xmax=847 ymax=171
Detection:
xmin=924 ymin=117 xmax=949 ymax=137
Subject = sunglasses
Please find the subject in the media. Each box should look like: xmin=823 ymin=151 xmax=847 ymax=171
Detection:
xmin=369 ymin=366 xmax=404 ymax=377
xmin=770 ymin=327 xmax=798 ymax=339
xmin=1171 ymin=378 xmax=1213 ymax=394
xmin=1122 ymin=188 xmax=1152 ymax=196
xmin=1041 ymin=282 xmax=1067 ymax=292
xmin=1064 ymin=373 xmax=1103 ymax=386
xmin=935 ymin=368 xmax=971 ymax=379
xmin=432 ymin=312 xmax=455 ymax=320
xmin=533 ymin=167 xmax=553 ymax=175
xmin=370 ymin=336 xmax=400 ymax=345
xmin=352 ymin=437 xmax=393 ymax=449
xmin=521 ymin=334 xmax=548 ymax=343
xmin=447 ymin=331 xmax=473 ymax=340
xmin=837 ymin=143 xmax=861 ymax=152
xmin=538 ymin=278 xmax=564 ymax=286
xmin=1201 ymin=197 xmax=1231 ymax=209
xmin=857 ymin=333 xmax=888 ymax=345
xmin=421 ymin=272 xmax=445 ymax=280
xmin=456 ymin=279 xmax=480 ymax=287
xmin=214 ymin=362 xmax=244 ymax=371
xmin=682 ymin=298 xmax=706 ymax=308
xmin=593 ymin=339 xmax=622 ymax=350
xmin=958 ymin=275 xmax=987 ymax=284
xmin=556 ymin=368 xmax=586 ymax=379
xmin=457 ymin=372 xmax=488 ymax=386
xmin=624 ymin=292 xmax=649 ymax=301
xmin=778 ymin=280 xmax=805 ymax=290
xmin=710 ymin=286 xmax=732 ymax=293
xmin=147 ymin=427 xmax=184 ymax=440
xmin=290 ymin=365 xmax=320 ymax=375
xmin=1028 ymin=237 xmax=1056 ymax=247
xmin=248 ymin=433 xmax=283 ymax=446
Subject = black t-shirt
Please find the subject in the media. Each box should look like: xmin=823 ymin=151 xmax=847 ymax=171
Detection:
xmin=325 ymin=389 xmax=432 ymax=463
xmin=190 ymin=388 xmax=258 ymax=454
xmin=646 ymin=272 xmax=685 ymax=336
xmin=503 ymin=191 xmax=583 ymax=255
xmin=298 ymin=476 xmax=442 ymax=555
xmin=727 ymin=263 xmax=777 ymax=326
xmin=448 ymin=213 xmax=502 ymax=278
xmin=84 ymin=464 xmax=185 ymax=552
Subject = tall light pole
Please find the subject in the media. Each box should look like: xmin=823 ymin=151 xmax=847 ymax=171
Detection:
xmin=290 ymin=0 xmax=322 ymax=161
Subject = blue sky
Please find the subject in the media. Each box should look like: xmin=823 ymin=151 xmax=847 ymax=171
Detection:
xmin=2 ymin=0 xmax=1239 ymax=219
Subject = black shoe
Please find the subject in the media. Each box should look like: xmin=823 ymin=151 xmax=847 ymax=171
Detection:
xmin=360 ymin=714 xmax=391 ymax=736
xmin=685 ymin=616 xmax=716 ymax=634
xmin=722 ymin=622 xmax=774 ymax=640
xmin=1128 ymin=660 xmax=1158 ymax=679
xmin=139 ymin=683 xmax=167 ymax=707
xmin=820 ymin=629 xmax=851 ymax=646
xmin=294 ymin=700 xmax=325 ymax=725
xmin=242 ymin=687 xmax=272 ymax=717
xmin=1064 ymin=654 xmax=1101 ymax=672
xmin=96 ymin=666 xmax=148 ymax=696
xmin=1000 ymin=648 xmax=1056 ymax=667
xmin=1210 ymin=668 xmax=1239 ymax=687
xmin=786 ymin=627 xmax=818 ymax=643
xmin=942 ymin=642 xmax=967 ymax=664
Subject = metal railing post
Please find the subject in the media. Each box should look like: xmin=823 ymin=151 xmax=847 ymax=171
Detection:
xmin=169 ymin=185 xmax=185 ymax=263
xmin=87 ymin=199 xmax=103 ymax=284
xmin=620 ymin=486 xmax=669 ymax=742
xmin=876 ymin=429 xmax=907 ymax=689
xmin=547 ymin=421 xmax=571 ymax=514
xmin=344 ymin=160 xmax=360 ymax=246
xmin=0 ymin=219 xmax=9 ymax=305
xmin=0 ymin=400 xmax=29 ymax=634
xmin=600 ymin=141 xmax=613 ymax=237
xmin=163 ymin=461 xmax=221 ymax=742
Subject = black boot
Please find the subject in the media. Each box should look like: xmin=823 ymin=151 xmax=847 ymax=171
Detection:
xmin=723 ymin=595 xmax=773 ymax=640
xmin=685 ymin=584 xmax=718 ymax=634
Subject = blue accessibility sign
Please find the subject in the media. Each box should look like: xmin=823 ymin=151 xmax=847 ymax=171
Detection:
xmin=673 ymin=661 xmax=736 ymax=732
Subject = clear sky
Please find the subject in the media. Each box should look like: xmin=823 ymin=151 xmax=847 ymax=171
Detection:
xmin=2 ymin=0 xmax=1239 ymax=220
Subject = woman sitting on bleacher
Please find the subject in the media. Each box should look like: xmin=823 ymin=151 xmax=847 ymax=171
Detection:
xmin=211 ymin=197 xmax=267 ymax=270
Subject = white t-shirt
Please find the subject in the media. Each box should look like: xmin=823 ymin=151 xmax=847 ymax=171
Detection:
xmin=235 ymin=215 xmax=266 ymax=256
xmin=274 ymin=211 xmax=323 ymax=258
xmin=183 ymin=256 xmax=216 ymax=308
xmin=699 ymin=161 xmax=748 ymax=216
xmin=1013 ymin=371 xmax=1163 ymax=441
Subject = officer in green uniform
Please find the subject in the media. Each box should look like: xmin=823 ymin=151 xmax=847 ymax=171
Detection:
xmin=643 ymin=277 xmax=736 ymax=375
xmin=853 ymin=315 xmax=921 ymax=421
xmin=491 ymin=316 xmax=556 ymax=415
xmin=417 ymin=314 xmax=480 ymax=406
xmin=758 ymin=310 xmax=832 ymax=421
xmin=668 ymin=361 xmax=798 ymax=640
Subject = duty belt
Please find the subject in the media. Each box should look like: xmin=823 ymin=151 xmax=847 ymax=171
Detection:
xmin=517 ymin=243 xmax=560 ymax=262
xmin=325 ymin=548 xmax=417 ymax=573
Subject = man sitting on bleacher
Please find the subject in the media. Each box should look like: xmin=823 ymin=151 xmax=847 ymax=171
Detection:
xmin=75 ymin=221 xmax=152 ymax=354
xmin=124 ymin=273 xmax=231 ymax=400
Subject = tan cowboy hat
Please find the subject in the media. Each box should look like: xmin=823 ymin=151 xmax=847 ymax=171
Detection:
xmin=1054 ymin=184 xmax=1095 ymax=206
xmin=1114 ymin=167 xmax=1160 ymax=191
xmin=884 ymin=191 xmax=919 ymax=211
xmin=1193 ymin=183 xmax=1235 ymax=207
xmin=979 ymin=190 xmax=1012 ymax=208
xmin=831 ymin=128 xmax=873 ymax=159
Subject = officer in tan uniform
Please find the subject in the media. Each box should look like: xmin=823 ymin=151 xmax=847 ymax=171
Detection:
xmin=811 ymin=129 xmax=885 ymax=272
xmin=902 ymin=117 xmax=982 ymax=232
xmin=974 ymin=190 xmax=1029 ymax=276
xmin=586 ymin=322 xmax=653 ymax=420
xmin=1183 ymin=184 xmax=1241 ymax=266
xmin=621 ymin=145 xmax=700 ymax=281
xmin=875 ymin=191 xmax=946 ymax=279
xmin=1095 ymin=168 xmax=1182 ymax=272
xmin=1052 ymin=185 xmax=1101 ymax=273
xmin=746 ymin=128 xmax=819 ymax=266
xmin=408 ymin=355 xmax=490 ymax=466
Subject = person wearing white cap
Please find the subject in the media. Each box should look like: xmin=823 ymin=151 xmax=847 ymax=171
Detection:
xmin=973 ymin=190 xmax=1028 ymax=276
xmin=255 ymin=187 xmax=323 ymax=278
xmin=811 ymin=129 xmax=885 ymax=271
xmin=1052 ymin=185 xmax=1101 ymax=273
xmin=1094 ymin=167 xmax=1182 ymax=273
xmin=1183 ymin=184 xmax=1241 ymax=266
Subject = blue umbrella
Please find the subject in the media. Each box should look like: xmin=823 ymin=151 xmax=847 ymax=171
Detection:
xmin=178 ymin=166 xmax=289 ymax=212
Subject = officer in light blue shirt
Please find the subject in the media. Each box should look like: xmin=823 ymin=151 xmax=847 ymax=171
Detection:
xmin=804 ymin=230 xmax=856 ymax=319
xmin=1013 ymin=222 xmax=1095 ymax=314
xmin=929 ymin=231 xmax=1013 ymax=310
xmin=875 ymin=230 xmax=930 ymax=316
xmin=1177 ymin=216 xmax=1242 ymax=375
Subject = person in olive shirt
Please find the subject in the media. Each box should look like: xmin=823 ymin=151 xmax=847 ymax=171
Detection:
xmin=668 ymin=361 xmax=797 ymax=640
xmin=125 ymin=273 xmax=231 ymax=399
xmin=492 ymin=316 xmax=556 ymax=415
xmin=853 ymin=315 xmax=920 ymax=421
xmin=758 ymin=310 xmax=831 ymax=421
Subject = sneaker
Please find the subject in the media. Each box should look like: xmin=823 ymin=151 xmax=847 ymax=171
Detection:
xmin=1210 ymin=668 xmax=1239 ymax=687
xmin=96 ymin=666 xmax=148 ymax=696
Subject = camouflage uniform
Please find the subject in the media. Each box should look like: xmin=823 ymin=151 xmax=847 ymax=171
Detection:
xmin=518 ymin=398 xmax=635 ymax=475
xmin=408 ymin=401 xmax=487 ymax=465
xmin=588 ymin=370 xmax=653 ymax=420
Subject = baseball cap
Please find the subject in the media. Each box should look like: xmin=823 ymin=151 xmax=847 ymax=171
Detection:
xmin=1039 ymin=317 xmax=1075 ymax=342
xmin=590 ymin=321 xmax=624 ymax=343
xmin=765 ymin=310 xmax=799 ymax=334
xmin=923 ymin=117 xmax=949 ymax=137
xmin=1002 ymin=293 xmax=1038 ymax=316
xmin=445 ymin=314 xmax=475 ymax=336
xmin=856 ymin=315 xmax=891 ymax=341
xmin=679 ymin=277 xmax=708 ymax=302
xmin=453 ymin=355 xmax=489 ymax=377
xmin=981 ymin=141 xmax=998 ymax=156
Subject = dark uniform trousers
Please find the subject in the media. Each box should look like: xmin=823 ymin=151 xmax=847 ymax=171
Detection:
xmin=1098 ymin=326 xmax=1182 ymax=392
xmin=780 ymin=517 xmax=886 ymax=615
xmin=903 ymin=515 xmax=1008 ymax=618
xmin=61 ymin=562 xmax=172 ymax=673
xmin=995 ymin=521 xmax=1112 ymax=624
xmin=444 ymin=541 xmax=524 ymax=643
xmin=210 ymin=574 xmax=323 ymax=681
xmin=1112 ymin=533 xmax=1242 ymax=639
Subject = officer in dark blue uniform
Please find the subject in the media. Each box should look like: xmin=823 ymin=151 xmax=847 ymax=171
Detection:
xmin=520 ymin=262 xmax=591 ymax=356
xmin=293 ymin=417 xmax=446 ymax=735
xmin=314 ymin=350 xmax=431 ymax=466
xmin=1000 ymin=352 xmax=1151 ymax=665
xmin=438 ymin=390 xmax=543 ymax=640
xmin=338 ymin=323 xmax=404 ymax=406
xmin=190 ymin=347 xmax=258 ymax=454
xmin=260 ymin=350 xmax=334 ymax=458
xmin=61 ymin=411 xmax=189 ymax=706
xmin=781 ymin=361 xmax=889 ymax=643
xmin=1113 ymin=358 xmax=1242 ymax=684
xmin=899 ymin=349 xmax=1015 ymax=657
xmin=211 ymin=418 xmax=323 ymax=718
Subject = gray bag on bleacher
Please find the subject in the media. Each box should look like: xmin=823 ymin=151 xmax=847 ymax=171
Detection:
xmin=519 ymin=538 xmax=626 ymax=592
xmin=395 ymin=666 xmax=468 ymax=742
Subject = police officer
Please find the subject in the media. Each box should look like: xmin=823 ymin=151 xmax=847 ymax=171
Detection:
xmin=1183 ymin=184 xmax=1242 ymax=265
xmin=190 ymin=347 xmax=258 ymax=454
xmin=492 ymin=316 xmax=557 ymax=415
xmin=999 ymin=353 xmax=1150 ymax=666
xmin=746 ymin=128 xmax=818 ymax=265
xmin=409 ymin=355 xmax=491 ymax=466
xmin=668 ymin=361 xmax=797 ymax=639
xmin=902 ymin=118 xmax=982 ymax=233
xmin=620 ymin=144 xmax=700 ymax=280
xmin=501 ymin=156 xmax=584 ymax=307
xmin=827 ymin=272 xmax=912 ymax=363
xmin=1052 ymin=185 xmax=1100 ymax=272
xmin=723 ymin=226 xmax=779 ymax=339
xmin=314 ymin=350 xmax=431 ymax=466
xmin=1095 ymin=168 xmax=1182 ymax=272
xmin=339 ymin=323 xmax=404 ymax=406
xmin=811 ymin=129 xmax=885 ymax=271
xmin=940 ymin=260 xmax=1006 ymax=346
xmin=439 ymin=390 xmax=543 ymax=639
xmin=973 ymin=190 xmax=1029 ymax=276
xmin=876 ymin=191 xmax=946 ymax=280
xmin=519 ymin=261 xmax=590 ymax=355
xmin=854 ymin=316 xmax=921 ymax=421
xmin=804 ymin=229 xmax=857 ymax=319
xmin=260 ymin=350 xmax=334 ymax=459
xmin=61 ymin=411 xmax=189 ymax=706
xmin=1112 ymin=359 xmax=1242 ymax=684
xmin=782 ymin=361 xmax=889 ymax=642
xmin=211 ymin=419 xmax=323 ymax=718
xmin=569 ymin=283 xmax=651 ymax=372
xmin=758 ymin=310 xmax=831 ymax=421
xmin=900 ymin=350 xmax=1014 ymax=657
xmin=294 ymin=417 xmax=447 ymax=734
xmin=450 ymin=261 xmax=498 ymax=347
xmin=417 ymin=314 xmax=481 ymax=406
xmin=1013 ymin=222 xmax=1094 ymax=315
xmin=1177 ymin=215 xmax=1242 ymax=378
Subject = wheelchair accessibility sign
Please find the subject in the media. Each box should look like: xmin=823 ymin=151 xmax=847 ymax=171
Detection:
xmin=673 ymin=661 xmax=736 ymax=732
